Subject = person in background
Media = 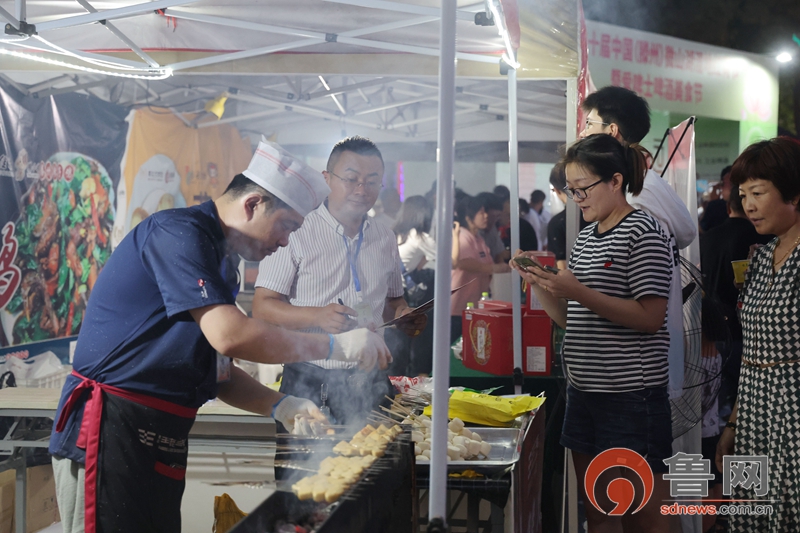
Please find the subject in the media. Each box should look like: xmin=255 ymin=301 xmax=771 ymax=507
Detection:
xmin=252 ymin=136 xmax=425 ymax=426
xmin=581 ymin=85 xmax=696 ymax=401
xmin=450 ymin=195 xmax=511 ymax=342
xmin=526 ymin=189 xmax=550 ymax=250
xmin=512 ymin=134 xmax=673 ymax=533
xmin=700 ymin=166 xmax=733 ymax=233
xmin=716 ymin=137 xmax=800 ymax=533
xmin=49 ymin=141 xmax=391 ymax=533
xmin=699 ymin=189 xmax=772 ymax=415
xmin=476 ymin=191 xmax=508 ymax=263
xmin=501 ymin=198 xmax=538 ymax=252
xmin=493 ymin=184 xmax=511 ymax=203
xmin=546 ymin=162 xmax=590 ymax=270
xmin=698 ymin=296 xmax=729 ymax=533
xmin=394 ymin=195 xmax=436 ymax=375
xmin=370 ymin=186 xmax=402 ymax=229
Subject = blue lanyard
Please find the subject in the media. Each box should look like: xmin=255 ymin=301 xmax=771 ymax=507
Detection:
xmin=342 ymin=226 xmax=365 ymax=294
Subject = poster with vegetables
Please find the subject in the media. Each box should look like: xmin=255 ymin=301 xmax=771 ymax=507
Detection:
xmin=0 ymin=81 xmax=128 ymax=347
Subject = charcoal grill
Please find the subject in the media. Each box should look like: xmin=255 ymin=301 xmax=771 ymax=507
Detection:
xmin=230 ymin=431 xmax=416 ymax=533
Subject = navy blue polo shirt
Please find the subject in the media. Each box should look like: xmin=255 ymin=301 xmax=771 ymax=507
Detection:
xmin=49 ymin=201 xmax=239 ymax=463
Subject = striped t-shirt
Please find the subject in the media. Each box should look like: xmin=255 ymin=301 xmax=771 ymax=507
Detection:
xmin=564 ymin=210 xmax=673 ymax=392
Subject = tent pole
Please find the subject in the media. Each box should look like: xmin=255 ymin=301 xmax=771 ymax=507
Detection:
xmin=508 ymin=66 xmax=523 ymax=395
xmin=428 ymin=0 xmax=457 ymax=528
xmin=565 ymin=78 xmax=579 ymax=252
xmin=14 ymin=0 xmax=25 ymax=23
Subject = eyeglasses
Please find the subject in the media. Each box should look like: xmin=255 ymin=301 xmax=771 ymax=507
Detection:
xmin=564 ymin=178 xmax=604 ymax=200
xmin=584 ymin=118 xmax=609 ymax=130
xmin=329 ymin=171 xmax=382 ymax=193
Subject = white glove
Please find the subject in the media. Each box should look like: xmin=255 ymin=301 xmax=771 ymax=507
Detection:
xmin=330 ymin=328 xmax=392 ymax=371
xmin=271 ymin=395 xmax=325 ymax=433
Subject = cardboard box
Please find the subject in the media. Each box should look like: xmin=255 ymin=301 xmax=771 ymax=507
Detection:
xmin=461 ymin=306 xmax=553 ymax=376
xmin=0 ymin=465 xmax=60 ymax=533
xmin=26 ymin=464 xmax=60 ymax=533
xmin=0 ymin=469 xmax=15 ymax=533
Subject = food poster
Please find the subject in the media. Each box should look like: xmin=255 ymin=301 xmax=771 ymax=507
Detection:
xmin=114 ymin=109 xmax=252 ymax=244
xmin=0 ymin=81 xmax=128 ymax=347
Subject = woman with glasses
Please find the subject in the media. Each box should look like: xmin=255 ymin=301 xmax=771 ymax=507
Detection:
xmin=511 ymin=134 xmax=674 ymax=533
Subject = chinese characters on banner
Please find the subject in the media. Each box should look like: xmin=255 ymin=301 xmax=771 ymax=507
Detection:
xmin=585 ymin=20 xmax=779 ymax=128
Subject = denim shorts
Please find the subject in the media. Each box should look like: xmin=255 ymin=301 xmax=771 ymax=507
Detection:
xmin=560 ymin=384 xmax=673 ymax=473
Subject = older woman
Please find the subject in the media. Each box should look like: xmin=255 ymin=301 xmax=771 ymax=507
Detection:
xmin=511 ymin=134 xmax=673 ymax=533
xmin=716 ymin=137 xmax=800 ymax=532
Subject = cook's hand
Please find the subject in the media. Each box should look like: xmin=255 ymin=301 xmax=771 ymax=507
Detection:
xmin=716 ymin=426 xmax=735 ymax=473
xmin=317 ymin=303 xmax=357 ymax=334
xmin=271 ymin=395 xmax=327 ymax=433
xmin=395 ymin=307 xmax=428 ymax=338
xmin=330 ymin=328 xmax=392 ymax=371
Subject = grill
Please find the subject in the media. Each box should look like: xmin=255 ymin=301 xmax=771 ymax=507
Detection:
xmin=230 ymin=431 xmax=416 ymax=533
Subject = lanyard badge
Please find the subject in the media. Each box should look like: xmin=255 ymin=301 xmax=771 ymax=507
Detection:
xmin=343 ymin=227 xmax=373 ymax=328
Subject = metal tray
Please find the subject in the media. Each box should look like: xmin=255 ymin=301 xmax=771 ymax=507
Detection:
xmin=415 ymin=427 xmax=523 ymax=468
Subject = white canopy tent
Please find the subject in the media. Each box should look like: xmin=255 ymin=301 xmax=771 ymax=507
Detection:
xmin=0 ymin=0 xmax=580 ymax=527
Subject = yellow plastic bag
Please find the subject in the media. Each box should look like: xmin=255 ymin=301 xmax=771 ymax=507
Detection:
xmin=212 ymin=493 xmax=248 ymax=533
xmin=423 ymin=391 xmax=545 ymax=427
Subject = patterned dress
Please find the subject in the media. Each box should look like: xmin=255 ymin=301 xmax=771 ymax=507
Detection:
xmin=730 ymin=239 xmax=800 ymax=532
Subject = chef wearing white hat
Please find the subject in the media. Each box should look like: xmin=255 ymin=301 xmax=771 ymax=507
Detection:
xmin=49 ymin=140 xmax=391 ymax=533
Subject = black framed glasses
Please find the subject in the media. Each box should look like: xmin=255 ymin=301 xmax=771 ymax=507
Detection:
xmin=564 ymin=179 xmax=604 ymax=200
xmin=329 ymin=171 xmax=382 ymax=193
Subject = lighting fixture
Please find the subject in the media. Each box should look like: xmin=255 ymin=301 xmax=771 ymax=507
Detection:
xmin=0 ymin=49 xmax=172 ymax=80
xmin=776 ymin=52 xmax=792 ymax=63
xmin=487 ymin=0 xmax=519 ymax=70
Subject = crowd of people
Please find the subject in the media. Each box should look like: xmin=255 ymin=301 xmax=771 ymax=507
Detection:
xmin=47 ymin=83 xmax=800 ymax=533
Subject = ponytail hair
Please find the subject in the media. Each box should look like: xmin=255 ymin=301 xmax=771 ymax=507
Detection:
xmin=562 ymin=134 xmax=649 ymax=196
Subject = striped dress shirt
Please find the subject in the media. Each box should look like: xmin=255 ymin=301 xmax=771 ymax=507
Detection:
xmin=255 ymin=202 xmax=404 ymax=369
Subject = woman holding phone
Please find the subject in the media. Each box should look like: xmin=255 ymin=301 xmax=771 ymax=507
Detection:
xmin=511 ymin=134 xmax=674 ymax=533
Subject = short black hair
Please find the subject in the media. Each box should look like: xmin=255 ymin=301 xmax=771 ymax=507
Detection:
xmin=493 ymin=185 xmax=511 ymax=202
xmin=730 ymin=137 xmax=800 ymax=212
xmin=518 ymin=198 xmax=530 ymax=215
xmin=455 ymin=195 xmax=484 ymax=227
xmin=582 ymin=86 xmax=651 ymax=144
xmin=727 ymin=190 xmax=745 ymax=215
xmin=223 ymin=173 xmax=290 ymax=210
xmin=548 ymin=162 xmax=567 ymax=191
xmin=476 ymin=191 xmax=503 ymax=213
xmin=720 ymin=165 xmax=732 ymax=180
xmin=326 ymin=136 xmax=384 ymax=172
xmin=529 ymin=190 xmax=546 ymax=205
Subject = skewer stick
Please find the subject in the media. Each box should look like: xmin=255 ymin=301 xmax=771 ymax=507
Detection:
xmin=379 ymin=406 xmax=407 ymax=420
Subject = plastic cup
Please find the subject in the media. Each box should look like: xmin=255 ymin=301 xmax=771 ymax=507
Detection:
xmin=731 ymin=260 xmax=749 ymax=284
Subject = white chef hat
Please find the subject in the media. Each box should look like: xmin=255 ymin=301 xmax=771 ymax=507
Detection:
xmin=242 ymin=140 xmax=330 ymax=217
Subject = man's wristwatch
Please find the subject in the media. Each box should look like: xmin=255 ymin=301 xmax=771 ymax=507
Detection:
xmin=725 ymin=421 xmax=737 ymax=430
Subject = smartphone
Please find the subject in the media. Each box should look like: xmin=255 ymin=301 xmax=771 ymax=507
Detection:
xmin=513 ymin=256 xmax=558 ymax=274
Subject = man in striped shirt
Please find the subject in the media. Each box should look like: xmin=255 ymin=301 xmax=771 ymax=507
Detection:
xmin=253 ymin=136 xmax=426 ymax=426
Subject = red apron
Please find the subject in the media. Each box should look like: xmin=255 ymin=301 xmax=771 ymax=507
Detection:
xmin=55 ymin=371 xmax=198 ymax=533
